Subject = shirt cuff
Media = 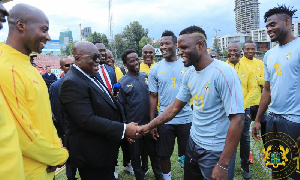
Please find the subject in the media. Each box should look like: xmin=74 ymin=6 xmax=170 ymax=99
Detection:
xmin=121 ymin=123 xmax=126 ymax=139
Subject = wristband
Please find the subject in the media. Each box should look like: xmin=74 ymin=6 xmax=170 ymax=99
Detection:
xmin=217 ymin=163 xmax=228 ymax=171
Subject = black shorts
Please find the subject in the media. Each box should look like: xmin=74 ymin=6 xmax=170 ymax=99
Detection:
xmin=157 ymin=122 xmax=192 ymax=157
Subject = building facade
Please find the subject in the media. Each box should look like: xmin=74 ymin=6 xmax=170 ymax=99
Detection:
xmin=59 ymin=30 xmax=73 ymax=44
xmin=216 ymin=33 xmax=249 ymax=52
xmin=81 ymin=27 xmax=92 ymax=40
xmin=234 ymin=0 xmax=260 ymax=34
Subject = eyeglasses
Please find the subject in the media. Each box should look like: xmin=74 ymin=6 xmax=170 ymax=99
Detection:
xmin=64 ymin=63 xmax=73 ymax=67
xmin=77 ymin=54 xmax=101 ymax=61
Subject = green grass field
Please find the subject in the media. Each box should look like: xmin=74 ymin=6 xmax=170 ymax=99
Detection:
xmin=55 ymin=137 xmax=275 ymax=180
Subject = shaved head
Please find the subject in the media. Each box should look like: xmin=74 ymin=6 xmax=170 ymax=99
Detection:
xmin=142 ymin=44 xmax=155 ymax=52
xmin=8 ymin=3 xmax=48 ymax=29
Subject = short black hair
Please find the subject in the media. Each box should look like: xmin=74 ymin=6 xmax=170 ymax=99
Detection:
xmin=93 ymin=41 xmax=103 ymax=45
xmin=179 ymin=25 xmax=207 ymax=46
xmin=161 ymin=30 xmax=177 ymax=43
xmin=121 ymin=49 xmax=136 ymax=64
xmin=264 ymin=4 xmax=297 ymax=23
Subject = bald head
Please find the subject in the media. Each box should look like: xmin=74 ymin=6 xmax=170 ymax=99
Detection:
xmin=227 ymin=42 xmax=242 ymax=64
xmin=73 ymin=41 xmax=100 ymax=75
xmin=73 ymin=41 xmax=97 ymax=56
xmin=60 ymin=57 xmax=73 ymax=74
xmin=142 ymin=44 xmax=155 ymax=66
xmin=8 ymin=3 xmax=48 ymax=29
xmin=6 ymin=3 xmax=50 ymax=56
xmin=208 ymin=51 xmax=219 ymax=59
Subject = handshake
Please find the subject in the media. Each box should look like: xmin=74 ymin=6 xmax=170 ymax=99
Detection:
xmin=125 ymin=122 xmax=154 ymax=140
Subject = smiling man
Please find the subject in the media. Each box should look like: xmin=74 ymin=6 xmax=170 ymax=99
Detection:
xmin=148 ymin=30 xmax=193 ymax=180
xmin=0 ymin=3 xmax=69 ymax=179
xmin=141 ymin=44 xmax=156 ymax=75
xmin=139 ymin=26 xmax=245 ymax=180
xmin=118 ymin=49 xmax=163 ymax=180
xmin=252 ymin=5 xmax=300 ymax=179
xmin=226 ymin=42 xmax=257 ymax=180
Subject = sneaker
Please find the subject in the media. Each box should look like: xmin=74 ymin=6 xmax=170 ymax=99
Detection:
xmin=114 ymin=166 xmax=118 ymax=179
xmin=178 ymin=155 xmax=185 ymax=168
xmin=124 ymin=163 xmax=134 ymax=175
xmin=241 ymin=168 xmax=252 ymax=179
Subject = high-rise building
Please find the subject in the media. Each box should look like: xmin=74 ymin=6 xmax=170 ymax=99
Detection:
xmin=81 ymin=27 xmax=92 ymax=40
xmin=59 ymin=29 xmax=73 ymax=44
xmin=292 ymin=22 xmax=300 ymax=38
xmin=234 ymin=0 xmax=260 ymax=34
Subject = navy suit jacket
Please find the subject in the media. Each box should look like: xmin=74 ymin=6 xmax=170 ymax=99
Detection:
xmin=96 ymin=64 xmax=117 ymax=88
xmin=49 ymin=76 xmax=66 ymax=138
xmin=42 ymin=73 xmax=57 ymax=88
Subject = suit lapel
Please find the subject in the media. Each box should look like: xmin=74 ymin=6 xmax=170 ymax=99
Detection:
xmin=72 ymin=67 xmax=117 ymax=110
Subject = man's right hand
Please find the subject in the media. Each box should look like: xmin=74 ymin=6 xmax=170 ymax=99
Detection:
xmin=252 ymin=121 xmax=261 ymax=141
xmin=150 ymin=127 xmax=159 ymax=140
xmin=125 ymin=122 xmax=140 ymax=139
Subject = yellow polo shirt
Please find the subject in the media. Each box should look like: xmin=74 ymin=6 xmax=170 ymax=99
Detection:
xmin=240 ymin=56 xmax=265 ymax=105
xmin=0 ymin=90 xmax=25 ymax=179
xmin=0 ymin=43 xmax=68 ymax=180
xmin=115 ymin=66 xmax=124 ymax=82
xmin=140 ymin=60 xmax=156 ymax=75
xmin=226 ymin=60 xmax=257 ymax=109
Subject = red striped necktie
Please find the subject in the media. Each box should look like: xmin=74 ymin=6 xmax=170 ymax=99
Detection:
xmin=101 ymin=65 xmax=112 ymax=92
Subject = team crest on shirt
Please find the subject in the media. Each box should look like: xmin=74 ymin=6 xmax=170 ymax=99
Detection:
xmin=268 ymin=58 xmax=272 ymax=61
xmin=145 ymin=78 xmax=148 ymax=85
xmin=180 ymin=68 xmax=186 ymax=75
xmin=285 ymin=51 xmax=293 ymax=60
xmin=241 ymin=73 xmax=245 ymax=78
xmin=160 ymin=72 xmax=166 ymax=75
xmin=204 ymin=81 xmax=210 ymax=93
xmin=258 ymin=66 xmax=261 ymax=71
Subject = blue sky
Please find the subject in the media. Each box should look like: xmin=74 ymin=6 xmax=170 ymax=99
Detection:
xmin=0 ymin=0 xmax=299 ymax=48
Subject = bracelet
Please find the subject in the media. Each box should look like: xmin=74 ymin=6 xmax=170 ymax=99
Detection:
xmin=217 ymin=163 xmax=228 ymax=171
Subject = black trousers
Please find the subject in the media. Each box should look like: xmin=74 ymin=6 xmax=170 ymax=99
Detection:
xmin=128 ymin=133 xmax=163 ymax=180
xmin=78 ymin=166 xmax=115 ymax=180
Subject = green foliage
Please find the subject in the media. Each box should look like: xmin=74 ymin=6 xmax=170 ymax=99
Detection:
xmin=86 ymin=32 xmax=109 ymax=48
xmin=213 ymin=38 xmax=221 ymax=53
xmin=246 ymin=36 xmax=253 ymax=42
xmin=121 ymin=21 xmax=149 ymax=56
xmin=153 ymin=41 xmax=160 ymax=48
xmin=138 ymin=36 xmax=153 ymax=55
xmin=60 ymin=41 xmax=77 ymax=56
xmin=114 ymin=33 xmax=129 ymax=58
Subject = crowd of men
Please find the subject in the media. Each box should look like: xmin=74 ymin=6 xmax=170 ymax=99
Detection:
xmin=0 ymin=1 xmax=299 ymax=180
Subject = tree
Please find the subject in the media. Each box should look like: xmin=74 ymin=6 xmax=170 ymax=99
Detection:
xmin=246 ymin=36 xmax=252 ymax=42
xmin=61 ymin=41 xmax=76 ymax=56
xmin=86 ymin=32 xmax=109 ymax=48
xmin=121 ymin=21 xmax=148 ymax=55
xmin=212 ymin=38 xmax=221 ymax=53
xmin=138 ymin=36 xmax=153 ymax=54
xmin=114 ymin=34 xmax=129 ymax=58
xmin=153 ymin=41 xmax=160 ymax=48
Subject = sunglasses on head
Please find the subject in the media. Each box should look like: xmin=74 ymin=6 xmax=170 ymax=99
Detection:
xmin=64 ymin=63 xmax=73 ymax=67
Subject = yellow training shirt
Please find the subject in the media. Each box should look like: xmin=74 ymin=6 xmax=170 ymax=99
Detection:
xmin=226 ymin=60 xmax=257 ymax=109
xmin=0 ymin=43 xmax=69 ymax=180
xmin=240 ymin=56 xmax=265 ymax=105
xmin=115 ymin=66 xmax=124 ymax=82
xmin=140 ymin=60 xmax=156 ymax=75
xmin=0 ymin=90 xmax=25 ymax=179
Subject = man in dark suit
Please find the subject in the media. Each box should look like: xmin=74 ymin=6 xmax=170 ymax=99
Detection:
xmin=42 ymin=66 xmax=57 ymax=89
xmin=94 ymin=42 xmax=116 ymax=92
xmin=49 ymin=56 xmax=76 ymax=180
xmin=59 ymin=41 xmax=140 ymax=180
